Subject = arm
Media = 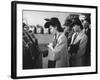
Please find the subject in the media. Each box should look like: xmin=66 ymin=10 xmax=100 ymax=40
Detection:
xmin=49 ymin=35 xmax=67 ymax=60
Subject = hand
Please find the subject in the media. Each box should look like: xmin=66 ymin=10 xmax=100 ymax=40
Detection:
xmin=32 ymin=57 xmax=35 ymax=60
xmin=48 ymin=43 xmax=53 ymax=47
xmin=48 ymin=44 xmax=53 ymax=51
xmin=42 ymin=50 xmax=48 ymax=57
xmin=68 ymin=46 xmax=70 ymax=51
xmin=48 ymin=43 xmax=53 ymax=48
xmin=25 ymin=44 xmax=29 ymax=48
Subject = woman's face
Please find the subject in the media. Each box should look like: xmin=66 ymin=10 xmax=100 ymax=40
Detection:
xmin=50 ymin=26 xmax=57 ymax=34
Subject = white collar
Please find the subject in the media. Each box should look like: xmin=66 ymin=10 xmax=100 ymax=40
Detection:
xmin=56 ymin=32 xmax=62 ymax=39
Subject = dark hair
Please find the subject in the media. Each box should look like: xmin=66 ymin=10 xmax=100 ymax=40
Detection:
xmin=23 ymin=23 xmax=27 ymax=28
xmin=63 ymin=18 xmax=73 ymax=28
xmin=44 ymin=17 xmax=63 ymax=32
xmin=63 ymin=14 xmax=79 ymax=28
xmin=71 ymin=18 xmax=83 ymax=29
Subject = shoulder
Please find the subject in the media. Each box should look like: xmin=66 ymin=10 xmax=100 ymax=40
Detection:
xmin=58 ymin=33 xmax=67 ymax=42
xmin=81 ymin=31 xmax=88 ymax=40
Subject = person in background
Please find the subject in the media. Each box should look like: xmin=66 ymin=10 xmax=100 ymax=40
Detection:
xmin=68 ymin=18 xmax=88 ymax=67
xmin=23 ymin=23 xmax=42 ymax=69
xmin=82 ymin=18 xmax=91 ymax=66
xmin=43 ymin=17 xmax=69 ymax=68
xmin=63 ymin=18 xmax=74 ymax=47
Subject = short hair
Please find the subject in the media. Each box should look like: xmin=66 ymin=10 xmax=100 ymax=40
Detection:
xmin=44 ymin=17 xmax=63 ymax=32
xmin=63 ymin=18 xmax=72 ymax=27
xmin=63 ymin=14 xmax=79 ymax=28
xmin=71 ymin=18 xmax=83 ymax=29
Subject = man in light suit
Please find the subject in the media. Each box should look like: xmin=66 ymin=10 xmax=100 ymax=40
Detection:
xmin=44 ymin=17 xmax=69 ymax=68
xmin=69 ymin=19 xmax=88 ymax=67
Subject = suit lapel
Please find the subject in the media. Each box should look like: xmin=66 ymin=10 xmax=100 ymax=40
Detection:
xmin=71 ymin=33 xmax=78 ymax=44
xmin=73 ymin=31 xmax=83 ymax=44
xmin=74 ymin=34 xmax=81 ymax=44
xmin=57 ymin=33 xmax=62 ymax=42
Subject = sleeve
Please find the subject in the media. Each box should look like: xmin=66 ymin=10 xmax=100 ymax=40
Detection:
xmin=49 ymin=35 xmax=67 ymax=60
xmin=75 ymin=35 xmax=88 ymax=57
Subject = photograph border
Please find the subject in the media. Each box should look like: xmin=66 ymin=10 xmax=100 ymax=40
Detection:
xmin=11 ymin=1 xmax=98 ymax=79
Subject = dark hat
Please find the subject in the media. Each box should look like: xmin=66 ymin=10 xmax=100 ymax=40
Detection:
xmin=63 ymin=18 xmax=72 ymax=27
xmin=44 ymin=21 xmax=51 ymax=28
xmin=44 ymin=17 xmax=63 ymax=32
xmin=71 ymin=18 xmax=82 ymax=26
xmin=44 ymin=17 xmax=60 ymax=28
xmin=71 ymin=18 xmax=83 ymax=29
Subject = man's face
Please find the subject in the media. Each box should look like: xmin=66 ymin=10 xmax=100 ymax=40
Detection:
xmin=64 ymin=26 xmax=70 ymax=32
xmin=73 ymin=25 xmax=80 ymax=32
xmin=82 ymin=20 xmax=89 ymax=29
xmin=24 ymin=25 xmax=29 ymax=31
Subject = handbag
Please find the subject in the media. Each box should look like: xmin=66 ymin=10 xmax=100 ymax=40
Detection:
xmin=48 ymin=60 xmax=56 ymax=68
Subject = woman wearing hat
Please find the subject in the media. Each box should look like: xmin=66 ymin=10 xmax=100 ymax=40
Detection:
xmin=44 ymin=17 xmax=69 ymax=68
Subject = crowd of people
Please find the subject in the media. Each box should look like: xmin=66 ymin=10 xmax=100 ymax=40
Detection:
xmin=23 ymin=13 xmax=91 ymax=69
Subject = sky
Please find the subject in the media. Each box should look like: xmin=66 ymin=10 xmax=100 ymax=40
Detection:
xmin=23 ymin=10 xmax=77 ymax=28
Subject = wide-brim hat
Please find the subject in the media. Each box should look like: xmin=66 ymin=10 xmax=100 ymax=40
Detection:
xmin=44 ymin=17 xmax=60 ymax=28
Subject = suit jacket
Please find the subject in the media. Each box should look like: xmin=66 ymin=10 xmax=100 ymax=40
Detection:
xmin=64 ymin=30 xmax=74 ymax=47
xmin=85 ymin=28 xmax=91 ymax=54
xmin=48 ymin=33 xmax=69 ymax=67
xmin=84 ymin=28 xmax=91 ymax=66
xmin=69 ymin=30 xmax=88 ymax=66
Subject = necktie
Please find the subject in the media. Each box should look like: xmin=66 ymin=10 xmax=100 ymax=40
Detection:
xmin=72 ymin=33 xmax=77 ymax=44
